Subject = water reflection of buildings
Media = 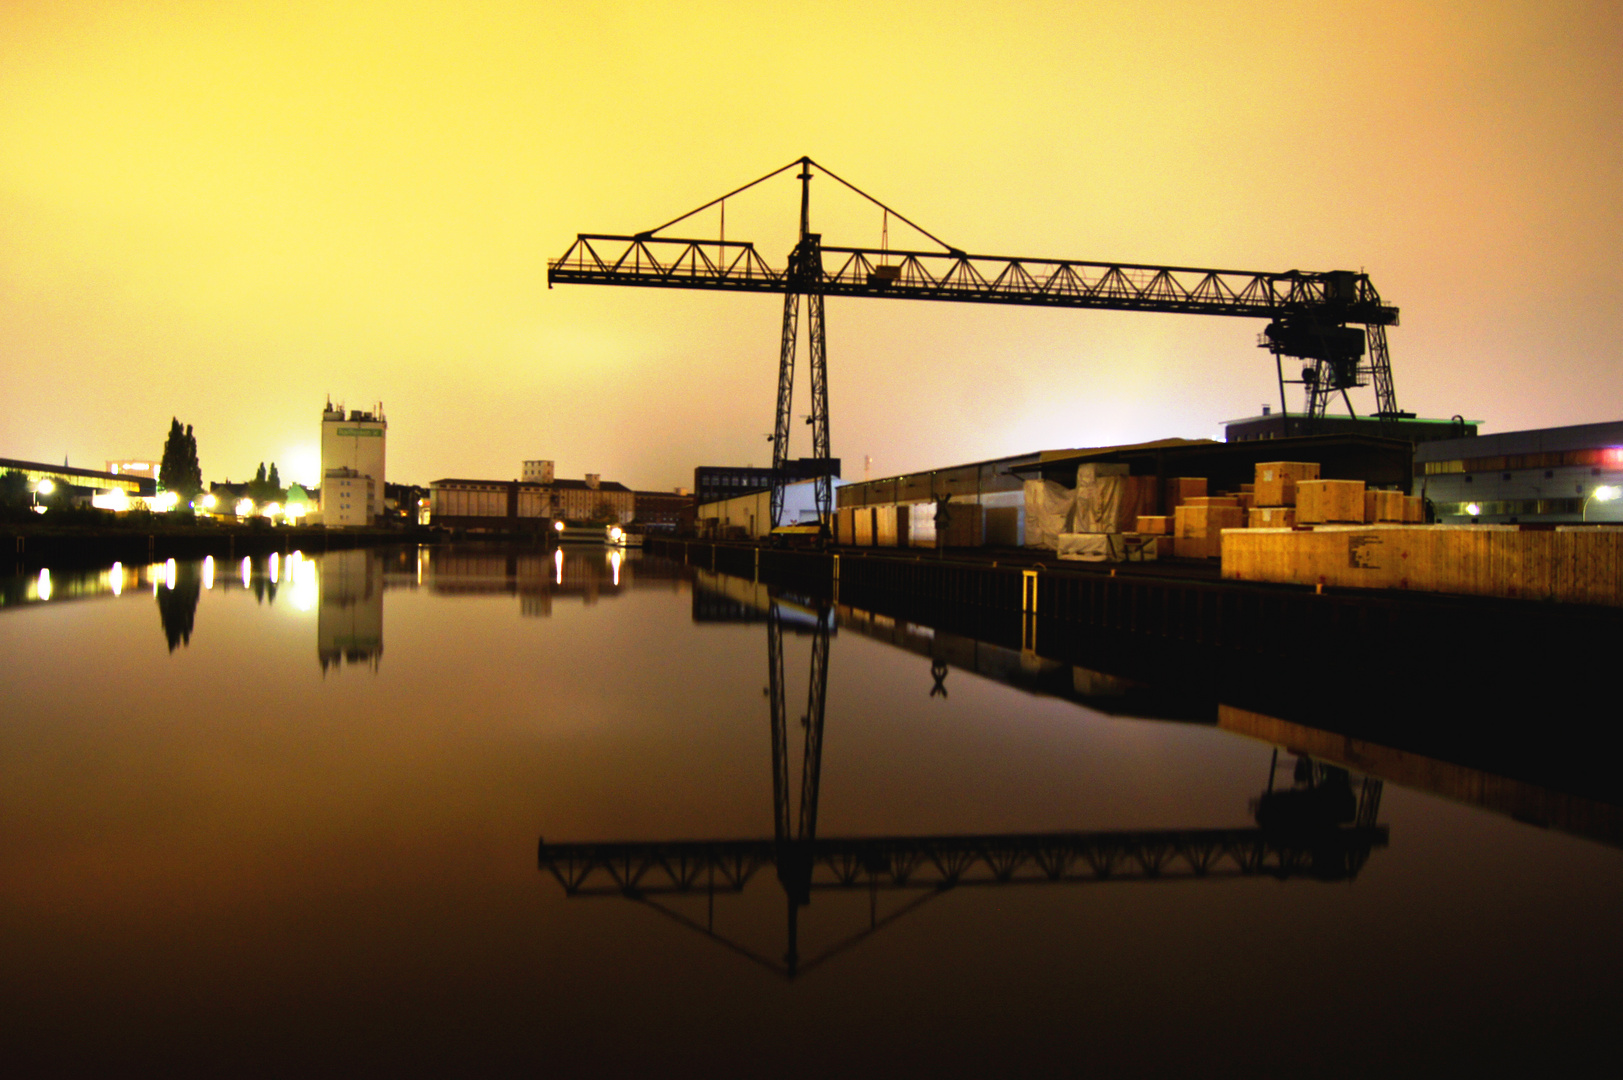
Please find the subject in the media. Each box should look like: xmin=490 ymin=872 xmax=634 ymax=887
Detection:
xmin=423 ymin=545 xmax=687 ymax=617
xmin=827 ymin=583 xmax=1623 ymax=852
xmin=319 ymin=549 xmax=383 ymax=673
xmin=2 ymin=555 xmax=314 ymax=655
xmin=540 ymin=585 xmax=1390 ymax=980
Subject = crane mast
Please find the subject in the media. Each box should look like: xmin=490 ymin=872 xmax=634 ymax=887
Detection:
xmin=548 ymin=157 xmax=1402 ymax=527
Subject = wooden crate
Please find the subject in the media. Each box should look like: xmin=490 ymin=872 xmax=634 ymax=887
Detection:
xmin=1174 ymin=534 xmax=1219 ymax=559
xmin=1122 ymin=533 xmax=1160 ymax=561
xmin=1182 ymin=496 xmax=1240 ymax=507
xmin=1221 ymin=524 xmax=1623 ymax=606
xmin=1248 ymin=506 xmax=1297 ymax=528
xmin=1404 ymin=495 xmax=1425 ymax=523
xmin=1253 ymin=462 xmax=1320 ymax=507
xmin=1373 ymin=490 xmax=1407 ymax=522
xmin=1297 ymin=479 xmax=1366 ymax=524
xmin=1174 ymin=504 xmax=1244 ymax=558
xmin=1135 ymin=515 xmax=1171 ymax=535
xmin=1164 ymin=475 xmax=1207 ymax=515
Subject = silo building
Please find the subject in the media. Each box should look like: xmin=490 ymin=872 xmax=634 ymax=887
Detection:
xmin=321 ymin=399 xmax=387 ymax=526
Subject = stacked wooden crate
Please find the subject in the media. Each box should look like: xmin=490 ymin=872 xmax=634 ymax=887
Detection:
xmin=1133 ymin=514 xmax=1175 ymax=559
xmin=1297 ymin=479 xmax=1366 ymax=524
xmin=1173 ymin=495 xmax=1243 ymax=559
xmin=1248 ymin=461 xmax=1318 ymax=528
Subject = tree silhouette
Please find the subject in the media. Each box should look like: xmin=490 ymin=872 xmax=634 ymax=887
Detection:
xmin=0 ymin=470 xmax=29 ymax=509
xmin=159 ymin=419 xmax=203 ymax=501
xmin=249 ymin=462 xmax=285 ymax=503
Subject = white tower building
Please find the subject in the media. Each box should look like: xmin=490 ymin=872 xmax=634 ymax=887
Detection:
xmin=321 ymin=399 xmax=387 ymax=526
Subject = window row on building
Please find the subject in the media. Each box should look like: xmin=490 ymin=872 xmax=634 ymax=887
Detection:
xmin=1421 ymin=446 xmax=1623 ymax=476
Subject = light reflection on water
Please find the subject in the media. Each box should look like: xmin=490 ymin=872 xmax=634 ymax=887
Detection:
xmin=0 ymin=546 xmax=1620 ymax=1074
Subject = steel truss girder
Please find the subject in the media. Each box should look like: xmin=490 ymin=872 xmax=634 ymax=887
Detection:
xmin=538 ymin=824 xmax=1391 ymax=896
xmin=766 ymin=601 xmax=831 ymax=844
xmin=770 ymin=293 xmax=800 ymax=531
xmin=549 ymin=235 xmax=1399 ymax=326
xmin=803 ymin=291 xmax=831 ymax=525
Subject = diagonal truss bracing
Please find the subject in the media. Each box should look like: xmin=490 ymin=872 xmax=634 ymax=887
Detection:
xmin=550 ymin=235 xmax=1399 ymax=325
xmin=538 ymin=824 xmax=1390 ymax=897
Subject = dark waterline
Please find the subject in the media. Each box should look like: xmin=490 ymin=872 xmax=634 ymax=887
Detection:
xmin=2 ymin=546 xmax=1619 ymax=1076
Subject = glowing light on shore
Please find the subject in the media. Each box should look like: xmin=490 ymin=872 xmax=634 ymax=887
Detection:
xmin=236 ymin=498 xmax=255 ymax=517
xmin=93 ymin=488 xmax=130 ymax=511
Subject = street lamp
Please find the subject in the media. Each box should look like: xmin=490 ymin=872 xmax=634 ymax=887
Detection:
xmin=32 ymin=477 xmax=54 ymax=513
xmin=1583 ymin=485 xmax=1621 ymax=522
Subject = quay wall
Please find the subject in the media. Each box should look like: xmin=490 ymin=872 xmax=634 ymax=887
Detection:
xmin=647 ymin=536 xmax=1621 ymax=655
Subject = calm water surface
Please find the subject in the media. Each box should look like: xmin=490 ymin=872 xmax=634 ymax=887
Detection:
xmin=3 ymin=547 xmax=1620 ymax=1076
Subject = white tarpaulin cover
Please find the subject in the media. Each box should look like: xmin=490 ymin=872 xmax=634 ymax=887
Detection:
xmin=1074 ymin=462 xmax=1129 ymax=533
xmin=1024 ymin=480 xmax=1074 ymax=550
xmin=1057 ymin=532 xmax=1125 ymax=561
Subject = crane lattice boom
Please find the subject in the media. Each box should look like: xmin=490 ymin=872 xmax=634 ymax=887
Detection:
xmin=548 ymin=157 xmax=1404 ymax=527
xmin=550 ymin=234 xmax=1397 ymax=326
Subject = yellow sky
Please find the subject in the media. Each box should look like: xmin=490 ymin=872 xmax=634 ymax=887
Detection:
xmin=2 ymin=1 xmax=1619 ymax=488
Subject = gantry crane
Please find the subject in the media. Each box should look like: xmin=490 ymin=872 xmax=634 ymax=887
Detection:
xmin=549 ymin=157 xmax=1402 ymax=528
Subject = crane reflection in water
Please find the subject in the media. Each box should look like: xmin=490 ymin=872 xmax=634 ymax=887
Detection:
xmin=538 ymin=588 xmax=1389 ymax=980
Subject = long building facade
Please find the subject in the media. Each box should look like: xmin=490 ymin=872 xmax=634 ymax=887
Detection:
xmin=836 ymin=435 xmax=1416 ymax=549
xmin=429 ymin=474 xmax=635 ymax=531
xmin=1414 ymin=420 xmax=1623 ymax=524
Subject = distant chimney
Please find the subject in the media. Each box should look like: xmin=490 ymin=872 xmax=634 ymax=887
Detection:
xmin=585 ymin=473 xmax=600 ymax=490
xmin=1262 ymin=405 xmax=1272 ymax=416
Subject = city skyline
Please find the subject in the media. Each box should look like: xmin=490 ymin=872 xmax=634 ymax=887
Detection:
xmin=3 ymin=1 xmax=1619 ymax=489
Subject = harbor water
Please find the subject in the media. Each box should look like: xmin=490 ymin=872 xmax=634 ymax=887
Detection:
xmin=2 ymin=547 xmax=1619 ymax=1076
